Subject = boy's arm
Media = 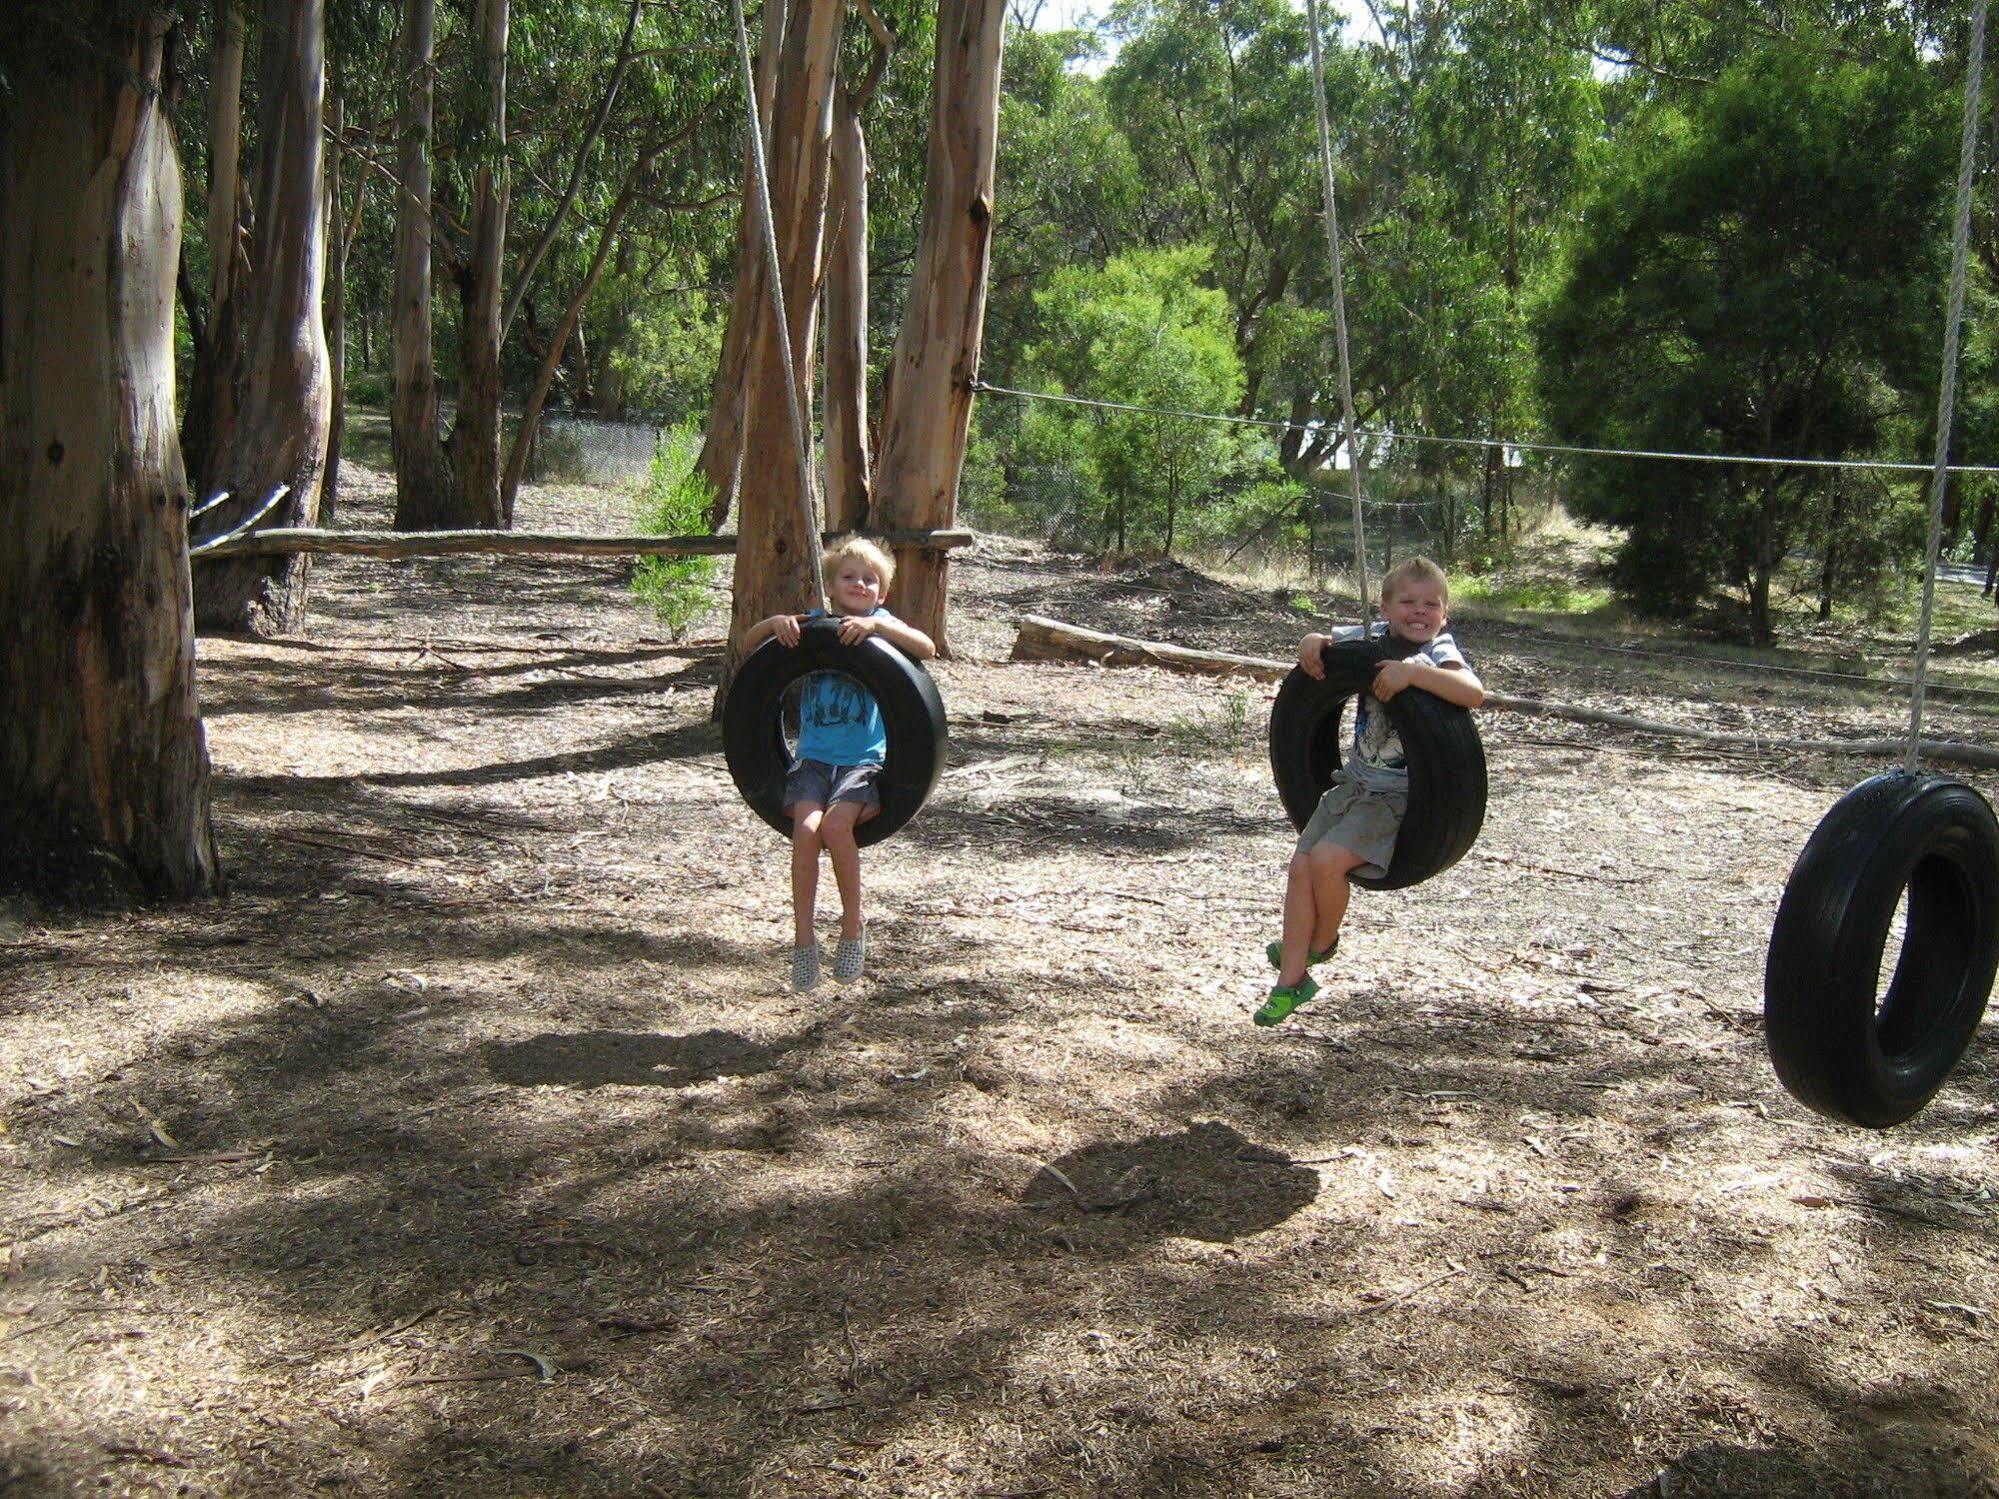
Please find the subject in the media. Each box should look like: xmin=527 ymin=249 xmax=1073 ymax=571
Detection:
xmin=1372 ymin=657 xmax=1485 ymax=708
xmin=838 ymin=612 xmax=938 ymax=660
xmin=1297 ymin=632 xmax=1334 ymax=679
xmin=742 ymin=613 xmax=802 ymax=650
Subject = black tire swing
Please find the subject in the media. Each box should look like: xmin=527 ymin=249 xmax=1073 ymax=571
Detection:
xmin=712 ymin=0 xmax=946 ymax=849
xmin=1762 ymin=10 xmax=1999 ymax=1129
xmin=1765 ymin=773 xmax=1999 ymax=1127
xmin=722 ymin=620 xmax=948 ymax=848
xmin=1268 ymin=633 xmax=1487 ymax=890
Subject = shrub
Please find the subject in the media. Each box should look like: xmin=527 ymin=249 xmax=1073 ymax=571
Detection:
xmin=630 ymin=421 xmax=718 ymax=639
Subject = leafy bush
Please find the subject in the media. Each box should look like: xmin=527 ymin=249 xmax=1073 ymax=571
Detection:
xmin=345 ymin=370 xmax=391 ymax=407
xmin=630 ymin=421 xmax=718 ymax=639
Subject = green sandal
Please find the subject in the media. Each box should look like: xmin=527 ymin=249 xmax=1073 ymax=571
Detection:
xmin=1266 ymin=937 xmax=1338 ymax=971
xmin=1254 ymin=975 xmax=1320 ymax=1027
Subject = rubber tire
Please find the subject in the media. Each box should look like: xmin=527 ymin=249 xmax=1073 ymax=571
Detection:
xmin=1267 ymin=635 xmax=1487 ymax=890
xmin=1763 ymin=770 xmax=1999 ymax=1128
xmin=721 ymin=618 xmax=947 ymax=848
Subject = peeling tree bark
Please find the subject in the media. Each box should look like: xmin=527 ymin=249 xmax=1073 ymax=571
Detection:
xmin=696 ymin=0 xmax=785 ymax=532
xmin=391 ymin=0 xmax=455 ymax=528
xmin=721 ymin=0 xmax=844 ymax=703
xmin=871 ymin=0 xmax=1006 ymax=657
xmin=451 ymin=0 xmax=511 ymax=528
xmin=180 ymin=0 xmax=246 ymax=497
xmin=0 ymin=10 xmax=219 ymax=898
xmin=193 ymin=0 xmax=334 ymax=636
xmin=822 ymin=75 xmax=872 ymax=534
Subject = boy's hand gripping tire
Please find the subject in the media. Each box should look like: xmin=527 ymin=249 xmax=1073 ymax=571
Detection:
xmin=721 ymin=617 xmax=947 ymax=847
xmin=1267 ymin=635 xmax=1487 ymax=891
xmin=1763 ymin=770 xmax=1999 ymax=1128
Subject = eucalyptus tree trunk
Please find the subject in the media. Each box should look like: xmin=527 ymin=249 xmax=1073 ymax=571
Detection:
xmin=452 ymin=0 xmax=511 ymax=527
xmin=323 ymin=69 xmax=352 ymax=521
xmin=696 ymin=0 xmax=785 ymax=531
xmin=391 ymin=0 xmax=455 ymax=528
xmin=822 ymin=76 xmax=872 ymax=534
xmin=180 ymin=0 xmax=246 ymax=497
xmin=194 ymin=0 xmax=333 ymax=635
xmin=0 ymin=11 xmax=218 ymax=898
xmin=721 ymin=0 xmax=844 ymax=701
xmin=871 ymin=0 xmax=1007 ymax=656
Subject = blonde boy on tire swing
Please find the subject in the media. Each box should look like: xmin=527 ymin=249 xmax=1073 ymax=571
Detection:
xmin=742 ymin=538 xmax=938 ymax=991
xmin=1258 ymin=555 xmax=1486 ymax=1025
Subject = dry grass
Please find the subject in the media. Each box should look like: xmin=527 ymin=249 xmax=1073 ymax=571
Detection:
xmin=5 ymin=471 xmax=1999 ymax=1496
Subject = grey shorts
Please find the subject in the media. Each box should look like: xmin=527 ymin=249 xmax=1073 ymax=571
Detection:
xmin=1295 ymin=771 xmax=1406 ymax=877
xmin=783 ymin=758 xmax=882 ymax=813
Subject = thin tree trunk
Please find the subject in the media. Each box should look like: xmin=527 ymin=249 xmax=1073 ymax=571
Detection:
xmin=869 ymin=0 xmax=1005 ymax=655
xmin=322 ymin=69 xmax=348 ymax=521
xmin=181 ymin=0 xmax=246 ymax=496
xmin=450 ymin=0 xmax=510 ymax=528
xmin=696 ymin=0 xmax=786 ymax=531
xmin=501 ymin=151 xmax=660 ymax=514
xmin=391 ymin=0 xmax=454 ymax=526
xmin=822 ymin=76 xmax=872 ymax=533
xmin=193 ymin=0 xmax=334 ymax=636
xmin=721 ymin=0 xmax=844 ymax=704
xmin=0 ymin=10 xmax=218 ymax=897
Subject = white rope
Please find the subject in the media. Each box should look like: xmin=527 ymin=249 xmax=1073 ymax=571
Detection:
xmin=971 ymin=379 xmax=1999 ymax=478
xmin=1303 ymin=0 xmax=1369 ymax=628
xmin=1907 ymin=0 xmax=1988 ymax=772
xmin=729 ymin=0 xmax=827 ymax=612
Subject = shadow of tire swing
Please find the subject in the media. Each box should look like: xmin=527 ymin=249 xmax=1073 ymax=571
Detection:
xmin=722 ymin=617 xmax=948 ymax=848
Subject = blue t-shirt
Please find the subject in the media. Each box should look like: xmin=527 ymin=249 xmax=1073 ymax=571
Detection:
xmin=794 ymin=608 xmax=895 ymax=767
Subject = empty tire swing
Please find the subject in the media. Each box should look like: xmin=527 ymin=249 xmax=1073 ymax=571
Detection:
xmin=722 ymin=617 xmax=948 ymax=848
xmin=1764 ymin=771 xmax=1999 ymax=1128
xmin=1268 ymin=635 xmax=1488 ymax=890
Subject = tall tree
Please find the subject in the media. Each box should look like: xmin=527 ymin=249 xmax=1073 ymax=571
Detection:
xmin=179 ymin=0 xmax=247 ymax=497
xmin=389 ymin=0 xmax=455 ymax=525
xmin=452 ymin=0 xmax=510 ymax=527
xmin=1540 ymin=47 xmax=1954 ymax=643
xmin=1 ymin=5 xmax=219 ymax=897
xmin=872 ymin=0 xmax=1008 ymax=653
xmin=724 ymin=0 xmax=846 ymax=695
xmin=193 ymin=0 xmax=334 ymax=634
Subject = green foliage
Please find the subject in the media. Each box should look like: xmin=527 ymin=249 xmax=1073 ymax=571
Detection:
xmin=630 ymin=421 xmax=717 ymax=639
xmin=1537 ymin=45 xmax=1956 ymax=642
xmin=1023 ymin=245 xmax=1247 ymax=553
xmin=344 ymin=370 xmax=390 ymax=408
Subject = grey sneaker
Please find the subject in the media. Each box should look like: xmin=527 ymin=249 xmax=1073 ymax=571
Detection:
xmin=833 ymin=929 xmax=866 ymax=982
xmin=790 ymin=943 xmax=822 ymax=992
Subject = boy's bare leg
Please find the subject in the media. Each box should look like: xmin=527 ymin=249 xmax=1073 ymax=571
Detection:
xmin=790 ymin=804 xmax=826 ymax=947
xmin=1277 ymin=851 xmax=1316 ymax=987
xmin=820 ymin=801 xmax=867 ymax=939
xmin=1306 ymin=841 xmax=1367 ymax=955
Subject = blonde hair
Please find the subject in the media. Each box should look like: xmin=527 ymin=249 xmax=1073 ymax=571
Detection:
xmin=821 ymin=535 xmax=895 ymax=593
xmin=1379 ymin=554 xmax=1449 ymax=606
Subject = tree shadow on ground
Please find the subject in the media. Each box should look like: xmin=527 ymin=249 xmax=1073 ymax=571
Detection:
xmin=1021 ymin=1120 xmax=1320 ymax=1242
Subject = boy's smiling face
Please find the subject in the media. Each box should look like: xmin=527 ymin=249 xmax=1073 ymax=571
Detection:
xmin=1383 ymin=579 xmax=1447 ymax=642
xmin=829 ymin=560 xmax=886 ymax=616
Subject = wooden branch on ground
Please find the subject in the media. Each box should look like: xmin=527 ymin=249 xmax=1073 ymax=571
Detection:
xmin=192 ymin=527 xmax=977 ymax=560
xmin=1008 ymin=613 xmax=1999 ymax=772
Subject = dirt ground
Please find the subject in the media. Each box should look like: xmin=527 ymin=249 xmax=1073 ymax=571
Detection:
xmin=7 ymin=466 xmax=1999 ymax=1498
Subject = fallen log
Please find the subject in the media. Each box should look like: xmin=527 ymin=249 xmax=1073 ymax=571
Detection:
xmin=193 ymin=527 xmax=977 ymax=561
xmin=1012 ymin=613 xmax=1289 ymax=680
xmin=1009 ymin=613 xmax=1999 ymax=772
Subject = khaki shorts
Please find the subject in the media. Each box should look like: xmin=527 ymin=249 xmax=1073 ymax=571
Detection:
xmin=1295 ymin=772 xmax=1406 ymax=877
